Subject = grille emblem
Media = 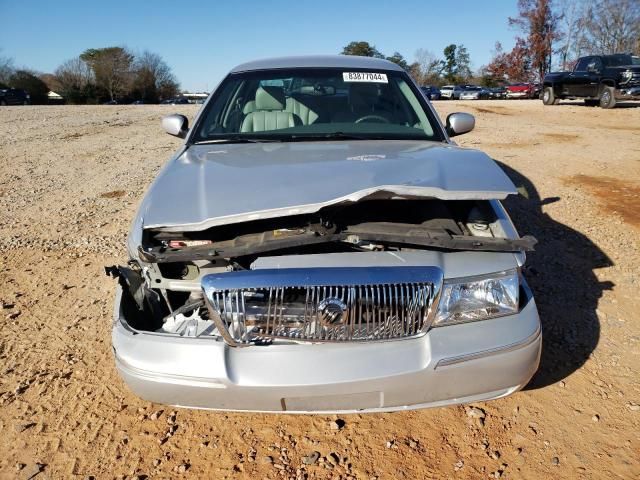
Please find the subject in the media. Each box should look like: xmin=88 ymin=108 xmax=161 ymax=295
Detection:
xmin=318 ymin=297 xmax=348 ymax=325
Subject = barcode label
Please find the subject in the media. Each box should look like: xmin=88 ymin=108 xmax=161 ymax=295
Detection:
xmin=342 ymin=72 xmax=388 ymax=83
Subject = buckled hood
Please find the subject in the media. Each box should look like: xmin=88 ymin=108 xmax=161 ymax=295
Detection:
xmin=140 ymin=140 xmax=517 ymax=232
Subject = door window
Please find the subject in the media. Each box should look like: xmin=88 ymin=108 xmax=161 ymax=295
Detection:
xmin=574 ymin=57 xmax=591 ymax=72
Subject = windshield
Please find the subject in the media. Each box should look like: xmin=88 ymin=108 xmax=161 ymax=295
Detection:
xmin=191 ymin=68 xmax=441 ymax=143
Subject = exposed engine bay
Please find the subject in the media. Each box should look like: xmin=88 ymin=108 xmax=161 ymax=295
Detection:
xmin=108 ymin=198 xmax=535 ymax=338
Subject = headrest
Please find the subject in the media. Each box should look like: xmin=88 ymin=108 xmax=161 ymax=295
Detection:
xmin=255 ymin=86 xmax=285 ymax=110
xmin=242 ymin=100 xmax=256 ymax=114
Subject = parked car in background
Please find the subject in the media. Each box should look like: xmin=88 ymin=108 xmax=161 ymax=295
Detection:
xmin=542 ymin=53 xmax=640 ymax=108
xmin=459 ymin=86 xmax=491 ymax=100
xmin=440 ymin=85 xmax=464 ymax=99
xmin=506 ymin=83 xmax=535 ymax=99
xmin=0 ymin=88 xmax=30 ymax=106
xmin=161 ymin=97 xmax=190 ymax=105
xmin=109 ymin=55 xmax=541 ymax=413
xmin=420 ymin=85 xmax=441 ymax=100
xmin=488 ymin=86 xmax=507 ymax=99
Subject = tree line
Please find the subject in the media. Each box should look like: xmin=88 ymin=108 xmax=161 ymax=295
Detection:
xmin=343 ymin=0 xmax=639 ymax=86
xmin=0 ymin=46 xmax=180 ymax=104
xmin=2 ymin=0 xmax=638 ymax=101
xmin=341 ymin=41 xmax=473 ymax=85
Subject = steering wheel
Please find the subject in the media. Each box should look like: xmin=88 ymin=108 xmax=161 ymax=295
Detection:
xmin=354 ymin=114 xmax=391 ymax=124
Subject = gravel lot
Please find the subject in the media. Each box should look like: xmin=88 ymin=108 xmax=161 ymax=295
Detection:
xmin=0 ymin=100 xmax=639 ymax=479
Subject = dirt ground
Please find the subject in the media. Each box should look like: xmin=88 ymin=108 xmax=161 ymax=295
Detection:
xmin=0 ymin=99 xmax=639 ymax=480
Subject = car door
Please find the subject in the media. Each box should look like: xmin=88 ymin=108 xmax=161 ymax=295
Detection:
xmin=565 ymin=57 xmax=592 ymax=96
xmin=582 ymin=57 xmax=602 ymax=97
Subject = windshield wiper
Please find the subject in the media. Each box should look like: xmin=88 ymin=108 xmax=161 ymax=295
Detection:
xmin=288 ymin=132 xmax=382 ymax=141
xmin=193 ymin=136 xmax=283 ymax=145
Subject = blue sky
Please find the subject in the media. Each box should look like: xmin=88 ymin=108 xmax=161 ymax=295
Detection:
xmin=1 ymin=0 xmax=519 ymax=91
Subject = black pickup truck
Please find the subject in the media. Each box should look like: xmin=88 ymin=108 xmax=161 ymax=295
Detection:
xmin=542 ymin=53 xmax=640 ymax=108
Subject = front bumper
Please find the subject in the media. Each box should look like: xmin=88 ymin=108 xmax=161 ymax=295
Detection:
xmin=112 ymin=284 xmax=541 ymax=413
xmin=506 ymin=92 xmax=529 ymax=98
xmin=615 ymin=86 xmax=640 ymax=100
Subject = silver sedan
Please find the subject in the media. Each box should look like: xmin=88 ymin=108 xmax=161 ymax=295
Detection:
xmin=110 ymin=55 xmax=541 ymax=413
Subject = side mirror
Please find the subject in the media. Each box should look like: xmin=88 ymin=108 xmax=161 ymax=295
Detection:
xmin=162 ymin=114 xmax=189 ymax=138
xmin=446 ymin=112 xmax=475 ymax=137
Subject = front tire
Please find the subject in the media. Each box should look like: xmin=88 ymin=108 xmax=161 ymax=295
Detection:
xmin=599 ymin=86 xmax=616 ymax=109
xmin=542 ymin=87 xmax=560 ymax=105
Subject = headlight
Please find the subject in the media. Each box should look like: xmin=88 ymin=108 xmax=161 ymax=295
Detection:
xmin=434 ymin=270 xmax=519 ymax=326
xmin=620 ymin=71 xmax=633 ymax=84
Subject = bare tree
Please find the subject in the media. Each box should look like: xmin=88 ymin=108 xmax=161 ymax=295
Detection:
xmin=557 ymin=0 xmax=588 ymax=69
xmin=55 ymin=58 xmax=93 ymax=89
xmin=39 ymin=73 xmax=62 ymax=93
xmin=413 ymin=49 xmax=442 ymax=85
xmin=132 ymin=51 xmax=179 ymax=101
xmin=0 ymin=52 xmax=14 ymax=86
xmin=54 ymin=57 xmax=94 ymax=103
xmin=579 ymin=0 xmax=640 ymax=54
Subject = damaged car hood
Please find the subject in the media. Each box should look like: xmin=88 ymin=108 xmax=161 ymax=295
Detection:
xmin=141 ymin=140 xmax=517 ymax=232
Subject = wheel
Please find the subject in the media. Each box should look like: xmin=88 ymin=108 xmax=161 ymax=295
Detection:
xmin=599 ymin=86 xmax=616 ymax=109
xmin=584 ymin=99 xmax=599 ymax=107
xmin=542 ymin=87 xmax=560 ymax=105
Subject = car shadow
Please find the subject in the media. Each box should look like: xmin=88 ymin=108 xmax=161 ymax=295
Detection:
xmin=495 ymin=161 xmax=614 ymax=389
xmin=556 ymin=101 xmax=640 ymax=109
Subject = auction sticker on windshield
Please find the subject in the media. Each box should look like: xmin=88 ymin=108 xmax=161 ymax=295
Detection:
xmin=342 ymin=72 xmax=388 ymax=83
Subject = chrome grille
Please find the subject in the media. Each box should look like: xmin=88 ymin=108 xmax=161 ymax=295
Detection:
xmin=202 ymin=267 xmax=443 ymax=346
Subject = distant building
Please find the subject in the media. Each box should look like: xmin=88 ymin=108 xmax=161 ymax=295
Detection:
xmin=48 ymin=91 xmax=64 ymax=104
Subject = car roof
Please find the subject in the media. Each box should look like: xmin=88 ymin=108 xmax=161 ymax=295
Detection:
xmin=230 ymin=55 xmax=404 ymax=73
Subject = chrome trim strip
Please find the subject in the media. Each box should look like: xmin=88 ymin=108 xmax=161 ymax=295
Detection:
xmin=203 ymin=267 xmax=443 ymax=290
xmin=435 ymin=324 xmax=541 ymax=369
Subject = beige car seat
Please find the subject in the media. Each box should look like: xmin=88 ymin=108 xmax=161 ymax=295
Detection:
xmin=241 ymin=87 xmax=301 ymax=132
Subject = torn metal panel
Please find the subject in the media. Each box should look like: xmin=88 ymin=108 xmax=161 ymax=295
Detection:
xmin=139 ymin=141 xmax=517 ymax=232
xmin=105 ymin=265 xmax=165 ymax=323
